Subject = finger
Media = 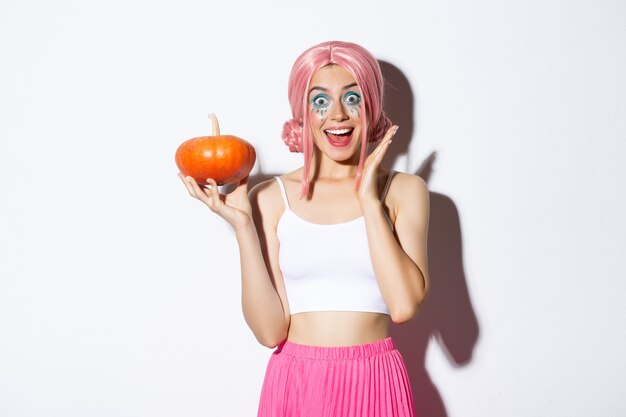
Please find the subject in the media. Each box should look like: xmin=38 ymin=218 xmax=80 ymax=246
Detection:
xmin=238 ymin=175 xmax=249 ymax=189
xmin=370 ymin=126 xmax=398 ymax=163
xmin=366 ymin=141 xmax=390 ymax=168
xmin=207 ymin=178 xmax=223 ymax=210
xmin=382 ymin=125 xmax=399 ymax=142
xmin=370 ymin=125 xmax=398 ymax=155
xmin=233 ymin=176 xmax=250 ymax=195
xmin=179 ymin=174 xmax=200 ymax=198
xmin=187 ymin=176 xmax=214 ymax=207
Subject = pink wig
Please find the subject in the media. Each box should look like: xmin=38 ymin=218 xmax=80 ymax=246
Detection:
xmin=281 ymin=41 xmax=392 ymax=197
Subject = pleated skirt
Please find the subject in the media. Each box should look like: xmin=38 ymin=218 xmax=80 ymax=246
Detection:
xmin=257 ymin=337 xmax=415 ymax=417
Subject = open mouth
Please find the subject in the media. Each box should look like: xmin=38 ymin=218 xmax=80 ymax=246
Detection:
xmin=324 ymin=128 xmax=354 ymax=147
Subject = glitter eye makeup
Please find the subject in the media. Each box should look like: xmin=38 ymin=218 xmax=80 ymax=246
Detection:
xmin=310 ymin=94 xmax=330 ymax=120
xmin=343 ymin=91 xmax=362 ymax=117
xmin=311 ymin=94 xmax=330 ymax=110
xmin=309 ymin=88 xmax=363 ymax=121
xmin=343 ymin=91 xmax=361 ymax=107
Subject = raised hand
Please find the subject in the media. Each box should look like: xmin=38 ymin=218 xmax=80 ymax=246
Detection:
xmin=178 ymin=173 xmax=253 ymax=230
xmin=358 ymin=125 xmax=398 ymax=203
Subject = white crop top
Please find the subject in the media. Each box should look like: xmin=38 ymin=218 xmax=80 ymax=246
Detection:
xmin=274 ymin=173 xmax=395 ymax=316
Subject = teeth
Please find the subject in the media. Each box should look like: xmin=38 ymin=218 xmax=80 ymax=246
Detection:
xmin=325 ymin=128 xmax=353 ymax=135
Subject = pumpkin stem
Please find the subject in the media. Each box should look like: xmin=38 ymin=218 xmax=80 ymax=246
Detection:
xmin=208 ymin=113 xmax=220 ymax=136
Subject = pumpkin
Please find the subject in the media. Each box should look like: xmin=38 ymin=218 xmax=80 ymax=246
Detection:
xmin=175 ymin=114 xmax=256 ymax=185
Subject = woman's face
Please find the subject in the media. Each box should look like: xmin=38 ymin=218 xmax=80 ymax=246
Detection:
xmin=307 ymin=65 xmax=363 ymax=163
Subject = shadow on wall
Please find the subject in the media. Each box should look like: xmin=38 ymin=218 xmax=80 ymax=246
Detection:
xmin=391 ymin=187 xmax=480 ymax=417
xmin=380 ymin=60 xmax=480 ymax=417
xmin=246 ymin=61 xmax=480 ymax=417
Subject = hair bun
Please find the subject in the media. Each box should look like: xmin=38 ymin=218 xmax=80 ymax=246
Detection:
xmin=282 ymin=118 xmax=304 ymax=153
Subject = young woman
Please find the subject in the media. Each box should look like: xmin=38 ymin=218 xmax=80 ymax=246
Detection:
xmin=179 ymin=41 xmax=429 ymax=417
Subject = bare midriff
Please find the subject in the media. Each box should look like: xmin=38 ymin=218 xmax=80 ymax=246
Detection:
xmin=287 ymin=311 xmax=390 ymax=347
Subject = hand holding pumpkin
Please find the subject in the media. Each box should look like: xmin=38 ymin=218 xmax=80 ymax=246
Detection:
xmin=177 ymin=114 xmax=256 ymax=228
xmin=179 ymin=173 xmax=253 ymax=229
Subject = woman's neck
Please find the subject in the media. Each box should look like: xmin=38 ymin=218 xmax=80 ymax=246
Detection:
xmin=311 ymin=150 xmax=360 ymax=181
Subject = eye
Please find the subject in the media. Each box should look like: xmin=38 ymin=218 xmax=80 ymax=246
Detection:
xmin=344 ymin=92 xmax=361 ymax=106
xmin=311 ymin=94 xmax=330 ymax=109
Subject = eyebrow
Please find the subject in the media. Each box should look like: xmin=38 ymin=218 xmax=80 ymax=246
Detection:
xmin=309 ymin=82 xmax=359 ymax=94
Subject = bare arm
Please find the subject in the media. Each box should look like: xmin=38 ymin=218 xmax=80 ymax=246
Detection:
xmin=361 ymin=174 xmax=430 ymax=323
xmin=242 ymin=182 xmax=291 ymax=347
xmin=357 ymin=128 xmax=430 ymax=323
xmin=178 ymin=175 xmax=289 ymax=347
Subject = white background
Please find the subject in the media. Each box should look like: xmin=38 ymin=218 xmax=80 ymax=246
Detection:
xmin=1 ymin=1 xmax=624 ymax=416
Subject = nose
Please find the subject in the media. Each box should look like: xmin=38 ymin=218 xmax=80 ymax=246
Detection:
xmin=329 ymin=102 xmax=349 ymax=122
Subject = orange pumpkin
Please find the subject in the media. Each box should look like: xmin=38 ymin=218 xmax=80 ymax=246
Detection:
xmin=175 ymin=114 xmax=256 ymax=185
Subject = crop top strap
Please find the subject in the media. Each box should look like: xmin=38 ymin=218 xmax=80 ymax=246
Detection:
xmin=380 ymin=170 xmax=396 ymax=202
xmin=274 ymin=177 xmax=291 ymax=210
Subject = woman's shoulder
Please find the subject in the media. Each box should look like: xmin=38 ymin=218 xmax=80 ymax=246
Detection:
xmin=248 ymin=169 xmax=303 ymax=218
xmin=279 ymin=169 xmax=304 ymax=185
xmin=389 ymin=171 xmax=428 ymax=191
xmin=386 ymin=171 xmax=429 ymax=210
xmin=249 ymin=169 xmax=301 ymax=197
xmin=249 ymin=177 xmax=281 ymax=209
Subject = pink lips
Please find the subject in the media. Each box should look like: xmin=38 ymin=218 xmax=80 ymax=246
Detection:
xmin=324 ymin=127 xmax=354 ymax=148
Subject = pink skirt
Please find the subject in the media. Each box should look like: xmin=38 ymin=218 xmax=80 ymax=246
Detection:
xmin=257 ymin=337 xmax=415 ymax=417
